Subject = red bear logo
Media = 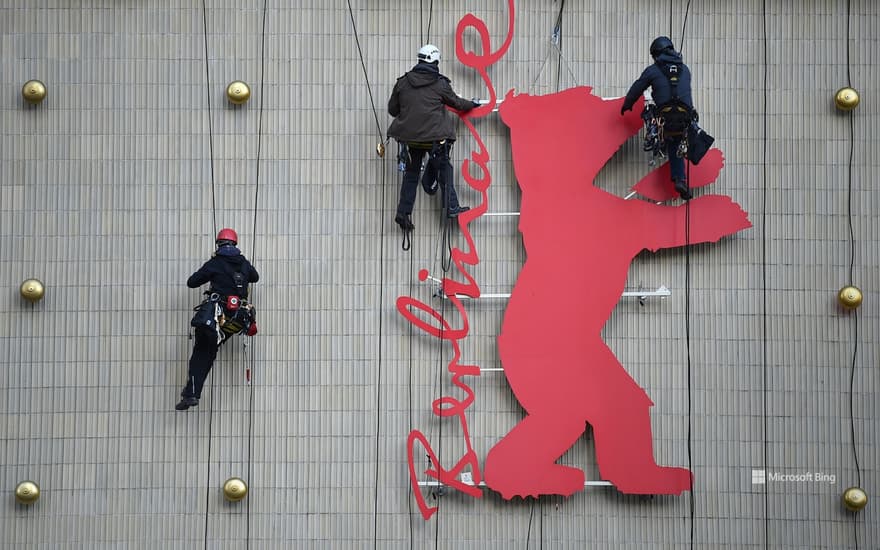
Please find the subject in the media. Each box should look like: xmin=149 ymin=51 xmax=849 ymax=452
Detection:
xmin=483 ymin=87 xmax=751 ymax=498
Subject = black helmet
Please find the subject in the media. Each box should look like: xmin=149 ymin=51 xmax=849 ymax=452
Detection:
xmin=650 ymin=36 xmax=675 ymax=58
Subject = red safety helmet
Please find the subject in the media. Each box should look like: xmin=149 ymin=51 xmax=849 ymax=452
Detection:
xmin=216 ymin=228 xmax=238 ymax=245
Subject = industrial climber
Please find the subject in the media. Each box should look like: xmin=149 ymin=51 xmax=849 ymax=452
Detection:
xmin=176 ymin=228 xmax=259 ymax=411
xmin=387 ymin=44 xmax=480 ymax=232
xmin=621 ymin=36 xmax=697 ymax=200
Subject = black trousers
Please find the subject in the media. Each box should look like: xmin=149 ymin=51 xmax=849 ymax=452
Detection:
xmin=181 ymin=327 xmax=230 ymax=399
xmin=396 ymin=142 xmax=462 ymax=216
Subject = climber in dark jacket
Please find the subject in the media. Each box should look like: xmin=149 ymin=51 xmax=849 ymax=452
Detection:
xmin=176 ymin=228 xmax=259 ymax=411
xmin=388 ymin=44 xmax=480 ymax=231
xmin=621 ymin=36 xmax=695 ymax=200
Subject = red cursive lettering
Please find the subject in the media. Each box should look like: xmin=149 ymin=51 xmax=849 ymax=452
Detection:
xmin=401 ymin=0 xmax=516 ymax=521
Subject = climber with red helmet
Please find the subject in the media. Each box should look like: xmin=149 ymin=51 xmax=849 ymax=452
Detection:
xmin=175 ymin=228 xmax=260 ymax=411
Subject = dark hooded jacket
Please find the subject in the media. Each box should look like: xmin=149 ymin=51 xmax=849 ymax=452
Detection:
xmin=622 ymin=50 xmax=693 ymax=112
xmin=387 ymin=62 xmax=476 ymax=143
xmin=187 ymin=246 xmax=260 ymax=298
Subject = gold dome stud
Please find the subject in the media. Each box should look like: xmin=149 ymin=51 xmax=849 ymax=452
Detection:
xmin=15 ymin=481 xmax=40 ymax=505
xmin=834 ymin=87 xmax=860 ymax=111
xmin=20 ymin=279 xmax=45 ymax=302
xmin=842 ymin=487 xmax=867 ymax=512
xmin=226 ymin=81 xmax=251 ymax=105
xmin=22 ymin=80 xmax=47 ymax=104
xmin=838 ymin=285 xmax=862 ymax=310
xmin=222 ymin=477 xmax=248 ymax=502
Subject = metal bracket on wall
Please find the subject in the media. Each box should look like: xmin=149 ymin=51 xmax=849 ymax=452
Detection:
xmin=423 ymin=275 xmax=671 ymax=306
xmin=417 ymin=472 xmax=612 ymax=495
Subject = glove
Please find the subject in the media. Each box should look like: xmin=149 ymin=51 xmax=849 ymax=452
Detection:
xmin=471 ymin=98 xmax=482 ymax=109
xmin=620 ymin=105 xmax=631 ymax=116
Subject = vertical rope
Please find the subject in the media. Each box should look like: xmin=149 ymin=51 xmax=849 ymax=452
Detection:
xmin=343 ymin=3 xmax=389 ymax=548
xmin=200 ymin=2 xmax=217 ymax=547
xmin=201 ymin=0 xmax=218 ymax=235
xmin=685 ymin=193 xmax=693 ymax=550
xmin=244 ymin=0 xmax=270 ymax=547
xmin=843 ymin=1 xmax=861 ymax=547
xmin=678 ymin=0 xmax=692 ymax=53
xmin=760 ymin=1 xmax=770 ymax=548
xmin=553 ymin=0 xmax=566 ymax=92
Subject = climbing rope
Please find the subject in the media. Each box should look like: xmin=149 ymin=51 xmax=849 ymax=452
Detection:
xmin=201 ymin=0 xmax=218 ymax=235
xmin=199 ymin=2 xmax=217 ymax=547
xmin=843 ymin=1 xmax=862 ymax=547
xmin=343 ymin=3 xmax=391 ymax=548
xmin=669 ymin=0 xmax=695 ymax=546
xmin=760 ymin=1 xmax=769 ymax=548
xmin=243 ymin=0 xmax=270 ymax=547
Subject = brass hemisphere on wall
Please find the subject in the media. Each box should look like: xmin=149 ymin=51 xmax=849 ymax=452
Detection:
xmin=226 ymin=81 xmax=251 ymax=105
xmin=20 ymin=279 xmax=45 ymax=302
xmin=15 ymin=481 xmax=40 ymax=505
xmin=837 ymin=285 xmax=862 ymax=310
xmin=842 ymin=487 xmax=867 ymax=512
xmin=222 ymin=477 xmax=248 ymax=502
xmin=22 ymin=80 xmax=47 ymax=104
xmin=834 ymin=87 xmax=860 ymax=111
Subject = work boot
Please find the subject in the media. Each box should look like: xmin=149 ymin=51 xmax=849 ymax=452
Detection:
xmin=447 ymin=205 xmax=470 ymax=218
xmin=674 ymin=180 xmax=692 ymax=201
xmin=395 ymin=213 xmax=414 ymax=231
xmin=175 ymin=397 xmax=199 ymax=411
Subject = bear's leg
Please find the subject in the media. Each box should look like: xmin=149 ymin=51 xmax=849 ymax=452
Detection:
xmin=484 ymin=412 xmax=586 ymax=499
xmin=593 ymin=403 xmax=692 ymax=495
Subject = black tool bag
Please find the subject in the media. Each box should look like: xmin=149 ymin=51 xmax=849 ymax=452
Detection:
xmin=686 ymin=123 xmax=715 ymax=165
xmin=191 ymin=296 xmax=220 ymax=329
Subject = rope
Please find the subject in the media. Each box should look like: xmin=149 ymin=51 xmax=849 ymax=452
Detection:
xmin=676 ymin=3 xmax=694 ymax=546
xmin=843 ymin=1 xmax=861 ymax=546
xmin=553 ymin=0 xmax=566 ymax=92
xmin=371 ymin=159 xmax=390 ymax=550
xmin=201 ymin=0 xmax=218 ymax=235
xmin=421 ymin=0 xmax=434 ymax=44
xmin=346 ymin=0 xmax=385 ymax=143
xmin=340 ymin=3 xmax=390 ymax=543
xmin=432 ymin=294 xmax=447 ymax=550
xmin=244 ymin=0 xmax=270 ymax=547
xmin=407 ymin=250 xmax=415 ymax=549
xmin=525 ymin=501 xmax=536 ymax=549
xmin=760 ymin=1 xmax=770 ymax=548
xmin=199 ymin=2 xmax=216 ymax=547
xmin=678 ymin=0 xmax=693 ymax=53
xmin=684 ymin=193 xmax=694 ymax=550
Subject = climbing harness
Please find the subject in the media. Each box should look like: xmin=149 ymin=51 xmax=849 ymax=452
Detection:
xmin=191 ymin=292 xmax=258 ymax=344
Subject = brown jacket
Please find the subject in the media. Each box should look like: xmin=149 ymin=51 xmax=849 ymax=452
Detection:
xmin=387 ymin=62 xmax=476 ymax=143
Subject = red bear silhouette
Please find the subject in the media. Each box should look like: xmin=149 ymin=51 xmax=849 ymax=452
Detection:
xmin=484 ymin=87 xmax=751 ymax=499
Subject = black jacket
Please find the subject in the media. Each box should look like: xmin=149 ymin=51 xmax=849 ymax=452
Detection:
xmin=187 ymin=248 xmax=259 ymax=298
xmin=387 ymin=62 xmax=476 ymax=143
xmin=622 ymin=50 xmax=693 ymax=111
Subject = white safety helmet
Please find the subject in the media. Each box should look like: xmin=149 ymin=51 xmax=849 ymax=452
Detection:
xmin=417 ymin=44 xmax=441 ymax=64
